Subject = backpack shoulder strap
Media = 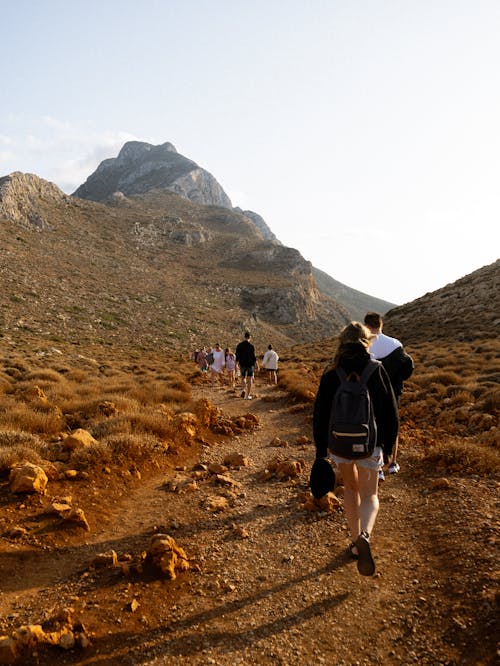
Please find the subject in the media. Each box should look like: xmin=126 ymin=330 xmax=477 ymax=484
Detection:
xmin=335 ymin=367 xmax=348 ymax=382
xmin=360 ymin=359 xmax=380 ymax=384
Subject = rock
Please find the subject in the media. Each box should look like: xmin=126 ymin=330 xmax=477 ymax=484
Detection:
xmin=431 ymin=477 xmax=451 ymax=490
xmin=231 ymin=524 xmax=250 ymax=539
xmin=64 ymin=469 xmax=79 ymax=479
xmin=215 ymin=473 xmax=241 ymax=490
xmin=223 ymin=453 xmax=250 ymax=468
xmin=0 ymin=635 xmax=17 ymax=664
xmin=127 ymin=599 xmax=140 ymax=613
xmin=6 ymin=526 xmax=29 ymax=539
xmin=63 ymin=429 xmax=98 ymax=451
xmin=57 ymin=631 xmax=75 ymax=650
xmin=148 ymin=533 xmax=190 ymax=579
xmin=20 ymin=385 xmax=49 ymax=405
xmin=9 ymin=463 xmax=48 ymax=494
xmin=164 ymin=475 xmax=198 ymax=493
xmin=98 ymin=401 xmax=118 ymax=416
xmin=263 ymin=456 xmax=305 ymax=481
xmin=205 ymin=496 xmax=229 ymax=512
xmin=171 ymin=412 xmax=198 ymax=441
xmin=269 ymin=436 xmax=289 ymax=448
xmin=63 ymin=508 xmax=90 ymax=531
xmin=208 ymin=463 xmax=227 ymax=475
xmin=91 ymin=550 xmax=118 ymax=568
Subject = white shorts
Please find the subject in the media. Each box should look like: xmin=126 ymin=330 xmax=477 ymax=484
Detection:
xmin=329 ymin=446 xmax=383 ymax=471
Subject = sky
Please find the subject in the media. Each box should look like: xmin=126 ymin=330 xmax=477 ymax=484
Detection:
xmin=1 ymin=0 xmax=499 ymax=305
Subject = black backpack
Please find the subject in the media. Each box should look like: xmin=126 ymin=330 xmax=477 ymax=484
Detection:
xmin=328 ymin=360 xmax=379 ymax=459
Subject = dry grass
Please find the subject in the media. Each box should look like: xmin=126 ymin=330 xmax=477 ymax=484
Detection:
xmin=0 ymin=350 xmax=195 ymax=473
xmin=423 ymin=438 xmax=499 ymax=476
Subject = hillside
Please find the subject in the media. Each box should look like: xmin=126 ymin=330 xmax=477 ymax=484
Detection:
xmin=0 ymin=305 xmax=497 ymax=664
xmin=383 ymin=259 xmax=500 ymax=343
xmin=71 ymin=140 xmax=399 ymax=320
xmin=312 ymin=266 xmax=396 ymax=321
xmin=0 ymin=172 xmax=350 ymax=352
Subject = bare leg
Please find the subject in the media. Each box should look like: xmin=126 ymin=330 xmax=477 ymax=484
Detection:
xmin=357 ymin=466 xmax=379 ymax=536
xmin=338 ymin=463 xmax=361 ymax=541
xmin=391 ymin=436 xmax=399 ymax=464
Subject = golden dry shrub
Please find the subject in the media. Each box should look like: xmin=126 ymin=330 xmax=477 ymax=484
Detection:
xmin=104 ymin=432 xmax=160 ymax=461
xmin=419 ymin=370 xmax=462 ymax=386
xmin=0 ymin=431 xmax=46 ymax=473
xmin=423 ymin=438 xmax=500 ymax=476
xmin=68 ymin=440 xmax=112 ymax=469
xmin=278 ymin=366 xmax=316 ymax=403
xmin=93 ymin=408 xmax=173 ymax=440
xmin=0 ymin=402 xmax=63 ymax=436
xmin=477 ymin=388 xmax=500 ymax=415
xmin=23 ymin=369 xmax=66 ymax=385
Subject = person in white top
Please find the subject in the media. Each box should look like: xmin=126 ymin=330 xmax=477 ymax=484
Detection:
xmin=210 ymin=343 xmax=226 ymax=384
xmin=364 ymin=312 xmax=414 ymax=478
xmin=262 ymin=344 xmax=279 ymax=385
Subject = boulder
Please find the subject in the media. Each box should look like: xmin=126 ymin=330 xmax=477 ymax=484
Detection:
xmin=63 ymin=429 xmax=98 ymax=451
xmin=148 ymin=533 xmax=190 ymax=579
xmin=223 ymin=453 xmax=250 ymax=468
xmin=9 ymin=463 xmax=48 ymax=494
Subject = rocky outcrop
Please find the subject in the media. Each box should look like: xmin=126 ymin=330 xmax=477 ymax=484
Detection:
xmin=0 ymin=172 xmax=68 ymax=230
xmin=234 ymin=208 xmax=278 ymax=242
xmin=133 ymin=215 xmax=212 ymax=247
xmin=73 ymin=141 xmax=232 ymax=208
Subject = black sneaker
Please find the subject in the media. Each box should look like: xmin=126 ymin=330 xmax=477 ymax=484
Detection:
xmin=355 ymin=531 xmax=375 ymax=576
xmin=240 ymin=391 xmax=246 ymax=398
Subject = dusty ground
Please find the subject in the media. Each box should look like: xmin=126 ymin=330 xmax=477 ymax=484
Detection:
xmin=0 ymin=377 xmax=498 ymax=665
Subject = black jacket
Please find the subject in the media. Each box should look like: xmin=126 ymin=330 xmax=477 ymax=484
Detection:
xmin=379 ymin=346 xmax=414 ymax=398
xmin=313 ymin=349 xmax=399 ymax=460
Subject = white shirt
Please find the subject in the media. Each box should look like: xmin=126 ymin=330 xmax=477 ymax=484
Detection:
xmin=212 ymin=349 xmax=226 ymax=372
xmin=370 ymin=333 xmax=402 ymax=360
xmin=262 ymin=349 xmax=279 ymax=370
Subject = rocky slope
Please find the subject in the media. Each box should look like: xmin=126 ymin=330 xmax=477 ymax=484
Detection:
xmin=71 ymin=140 xmax=395 ymax=318
xmin=384 ymin=259 xmax=500 ymax=343
xmin=0 ymin=172 xmax=350 ymax=351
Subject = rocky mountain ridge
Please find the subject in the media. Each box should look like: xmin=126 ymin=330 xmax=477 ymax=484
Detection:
xmin=72 ymin=140 xmax=395 ymax=313
xmin=0 ymin=173 xmax=350 ymax=351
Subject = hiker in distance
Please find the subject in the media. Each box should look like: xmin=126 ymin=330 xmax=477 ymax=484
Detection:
xmin=364 ymin=311 xmax=414 ymax=479
xmin=313 ymin=322 xmax=399 ymax=576
xmin=235 ymin=331 xmax=257 ymax=400
xmin=261 ymin=344 xmax=279 ymax=385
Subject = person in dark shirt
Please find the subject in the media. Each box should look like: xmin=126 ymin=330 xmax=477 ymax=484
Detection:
xmin=235 ymin=331 xmax=257 ymax=399
xmin=313 ymin=322 xmax=399 ymax=576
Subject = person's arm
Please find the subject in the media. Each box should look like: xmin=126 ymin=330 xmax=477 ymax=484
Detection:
xmin=313 ymin=370 xmax=336 ymax=458
xmin=369 ymin=367 xmax=399 ymax=462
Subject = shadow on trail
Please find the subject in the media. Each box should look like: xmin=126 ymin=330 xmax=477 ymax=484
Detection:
xmin=49 ymin=553 xmax=350 ymax=665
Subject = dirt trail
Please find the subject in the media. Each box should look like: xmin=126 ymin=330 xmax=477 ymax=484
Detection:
xmin=1 ymin=380 xmax=497 ymax=665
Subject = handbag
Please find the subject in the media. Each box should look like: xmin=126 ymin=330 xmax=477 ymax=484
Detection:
xmin=309 ymin=457 xmax=336 ymax=499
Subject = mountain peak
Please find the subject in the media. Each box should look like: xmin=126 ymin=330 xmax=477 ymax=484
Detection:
xmin=0 ymin=172 xmax=67 ymax=230
xmin=117 ymin=141 xmax=177 ymax=162
xmin=73 ymin=141 xmax=231 ymax=208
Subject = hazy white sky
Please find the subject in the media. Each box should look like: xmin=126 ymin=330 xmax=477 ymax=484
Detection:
xmin=1 ymin=0 xmax=499 ymax=304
